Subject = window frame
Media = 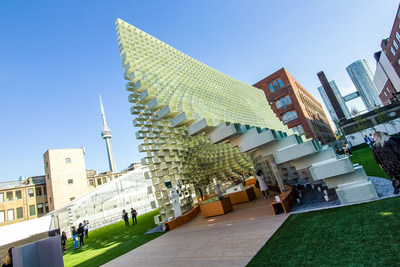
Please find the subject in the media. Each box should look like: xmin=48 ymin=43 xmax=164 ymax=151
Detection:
xmin=29 ymin=205 xmax=36 ymax=216
xmin=7 ymin=209 xmax=14 ymax=221
xmin=28 ymin=188 xmax=34 ymax=198
xmin=16 ymin=207 xmax=23 ymax=219
xmin=6 ymin=191 xmax=13 ymax=202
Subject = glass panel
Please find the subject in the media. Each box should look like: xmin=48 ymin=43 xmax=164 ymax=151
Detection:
xmin=292 ymin=111 xmax=298 ymax=119
xmin=16 ymin=207 xmax=23 ymax=219
xmin=0 ymin=211 xmax=4 ymax=223
xmin=282 ymin=114 xmax=288 ymax=123
xmin=276 ymin=101 xmax=281 ymax=108
xmin=269 ymin=83 xmax=274 ymax=92
xmin=396 ymin=32 xmax=400 ymax=43
xmin=15 ymin=190 xmax=22 ymax=200
xmin=391 ymin=47 xmax=396 ymax=56
xmin=43 ymin=187 xmax=47 ymax=195
xmin=29 ymin=205 xmax=36 ymax=216
xmin=37 ymin=204 xmax=44 ymax=214
xmin=6 ymin=192 xmax=13 ymax=201
xmin=36 ymin=187 xmax=42 ymax=196
xmin=7 ymin=209 xmax=14 ymax=221
xmin=102 ymin=178 xmax=107 ymax=183
xmin=393 ymin=39 xmax=399 ymax=50
xmin=0 ymin=193 xmax=3 ymax=203
xmin=285 ymin=96 xmax=291 ymax=104
xmin=28 ymin=189 xmax=34 ymax=197
xmin=278 ymin=79 xmax=284 ymax=88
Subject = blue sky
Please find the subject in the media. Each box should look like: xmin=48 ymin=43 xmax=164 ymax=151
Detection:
xmin=0 ymin=0 xmax=398 ymax=181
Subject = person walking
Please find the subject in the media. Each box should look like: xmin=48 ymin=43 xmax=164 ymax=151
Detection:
xmin=364 ymin=135 xmax=372 ymax=149
xmin=78 ymin=223 xmax=85 ymax=247
xmin=255 ymin=170 xmax=270 ymax=198
xmin=131 ymin=208 xmax=137 ymax=225
xmin=83 ymin=220 xmax=89 ymax=238
xmin=372 ymin=131 xmax=400 ymax=194
xmin=72 ymin=226 xmax=79 ymax=249
xmin=61 ymin=231 xmax=68 ymax=252
xmin=122 ymin=210 xmax=129 ymax=227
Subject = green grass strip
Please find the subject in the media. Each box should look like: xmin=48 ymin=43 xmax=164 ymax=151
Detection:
xmin=63 ymin=209 xmax=164 ymax=267
xmin=248 ymin=197 xmax=400 ymax=266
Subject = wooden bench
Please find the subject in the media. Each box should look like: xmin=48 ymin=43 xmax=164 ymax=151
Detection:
xmin=271 ymin=185 xmax=296 ymax=215
xmin=164 ymin=204 xmax=201 ymax=231
xmin=227 ymin=186 xmax=256 ymax=204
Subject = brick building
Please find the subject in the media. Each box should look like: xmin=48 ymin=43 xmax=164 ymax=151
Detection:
xmin=253 ymin=68 xmax=336 ymax=144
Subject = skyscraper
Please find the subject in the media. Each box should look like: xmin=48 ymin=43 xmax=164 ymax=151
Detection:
xmin=317 ymin=71 xmax=350 ymax=123
xmin=346 ymin=59 xmax=382 ymax=111
xmin=100 ymin=96 xmax=116 ymax=173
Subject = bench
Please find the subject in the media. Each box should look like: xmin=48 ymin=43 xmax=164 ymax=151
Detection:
xmin=271 ymin=185 xmax=296 ymax=215
xmin=164 ymin=204 xmax=201 ymax=230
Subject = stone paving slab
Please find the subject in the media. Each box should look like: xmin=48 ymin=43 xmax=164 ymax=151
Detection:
xmin=103 ymin=190 xmax=288 ymax=267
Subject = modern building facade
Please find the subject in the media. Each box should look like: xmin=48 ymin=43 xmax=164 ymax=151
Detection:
xmin=0 ymin=176 xmax=48 ymax=226
xmin=254 ymin=68 xmax=336 ymax=144
xmin=317 ymin=71 xmax=351 ymax=123
xmin=346 ymin=59 xmax=382 ymax=111
xmin=373 ymin=4 xmax=400 ymax=105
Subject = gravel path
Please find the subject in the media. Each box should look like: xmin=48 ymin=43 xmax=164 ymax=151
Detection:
xmin=290 ymin=176 xmax=397 ymax=214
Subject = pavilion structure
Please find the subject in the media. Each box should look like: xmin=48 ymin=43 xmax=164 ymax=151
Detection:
xmin=115 ymin=19 xmax=378 ymax=223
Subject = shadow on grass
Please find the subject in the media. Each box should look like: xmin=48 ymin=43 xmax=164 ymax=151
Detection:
xmin=63 ymin=210 xmax=165 ymax=267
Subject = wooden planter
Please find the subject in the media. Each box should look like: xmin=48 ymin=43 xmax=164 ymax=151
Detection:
xmin=227 ymin=186 xmax=256 ymax=205
xmin=200 ymin=197 xmax=233 ymax=218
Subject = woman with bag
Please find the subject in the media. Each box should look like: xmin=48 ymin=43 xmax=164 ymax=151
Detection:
xmin=372 ymin=132 xmax=400 ymax=194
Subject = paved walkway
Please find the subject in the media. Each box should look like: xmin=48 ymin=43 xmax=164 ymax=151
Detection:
xmin=103 ymin=189 xmax=289 ymax=267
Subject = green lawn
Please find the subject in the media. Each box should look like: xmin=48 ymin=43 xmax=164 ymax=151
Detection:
xmin=248 ymin=196 xmax=400 ymax=266
xmin=350 ymin=144 xmax=389 ymax=178
xmin=63 ymin=209 xmax=164 ymax=267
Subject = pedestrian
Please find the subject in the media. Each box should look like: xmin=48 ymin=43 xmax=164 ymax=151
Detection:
xmin=83 ymin=220 xmax=89 ymax=238
xmin=78 ymin=223 xmax=85 ymax=247
xmin=343 ymin=142 xmax=352 ymax=156
xmin=372 ymin=131 xmax=400 ymax=194
xmin=72 ymin=226 xmax=79 ymax=249
xmin=369 ymin=133 xmax=375 ymax=145
xmin=131 ymin=208 xmax=137 ymax=225
xmin=2 ymin=247 xmax=13 ymax=267
xmin=61 ymin=231 xmax=68 ymax=252
xmin=335 ymin=146 xmax=342 ymax=155
xmin=122 ymin=210 xmax=129 ymax=227
xmin=255 ymin=170 xmax=270 ymax=198
xmin=364 ymin=135 xmax=372 ymax=149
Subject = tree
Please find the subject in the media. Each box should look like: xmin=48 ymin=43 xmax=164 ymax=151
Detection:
xmin=351 ymin=106 xmax=367 ymax=140
xmin=375 ymin=107 xmax=389 ymax=133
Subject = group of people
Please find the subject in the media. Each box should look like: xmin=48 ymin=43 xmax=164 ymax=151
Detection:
xmin=335 ymin=142 xmax=353 ymax=156
xmin=371 ymin=132 xmax=400 ymax=194
xmin=122 ymin=208 xmax=138 ymax=227
xmin=69 ymin=220 xmax=89 ymax=250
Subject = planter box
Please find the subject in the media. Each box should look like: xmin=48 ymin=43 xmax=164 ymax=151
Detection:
xmin=227 ymin=186 xmax=256 ymax=204
xmin=200 ymin=197 xmax=233 ymax=218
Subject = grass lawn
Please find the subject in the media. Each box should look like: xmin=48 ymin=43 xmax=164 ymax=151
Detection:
xmin=348 ymin=144 xmax=389 ymax=179
xmin=63 ymin=209 xmax=164 ymax=267
xmin=248 ymin=197 xmax=400 ymax=266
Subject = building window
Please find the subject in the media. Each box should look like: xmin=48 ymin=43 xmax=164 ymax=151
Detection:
xmin=391 ymin=47 xmax=396 ymax=56
xmin=292 ymin=124 xmax=305 ymax=135
xmin=398 ymin=59 xmax=400 ymax=65
xmin=36 ymin=187 xmax=42 ymax=196
xmin=37 ymin=203 xmax=44 ymax=214
xmin=16 ymin=207 xmax=23 ymax=219
xmin=0 ymin=211 xmax=4 ymax=223
xmin=68 ymin=179 xmax=74 ymax=184
xmin=394 ymin=39 xmax=399 ymax=50
xmin=282 ymin=111 xmax=298 ymax=123
xmin=29 ymin=205 xmax=36 ymax=216
xmin=102 ymin=177 xmax=107 ymax=184
xmin=396 ymin=32 xmax=400 ymax=43
xmin=275 ymin=96 xmax=292 ymax=109
xmin=28 ymin=188 xmax=34 ymax=197
xmin=43 ymin=187 xmax=47 ymax=195
xmin=65 ymin=158 xmax=71 ymax=163
xmin=0 ymin=193 xmax=3 ymax=203
xmin=70 ymin=197 xmax=75 ymax=201
xmin=45 ymin=202 xmax=49 ymax=213
xmin=7 ymin=209 xmax=14 ymax=221
xmin=15 ymin=190 xmax=22 ymax=200
xmin=89 ymin=180 xmax=94 ymax=187
xmin=269 ymin=78 xmax=284 ymax=92
xmin=97 ymin=178 xmax=102 ymax=185
xmin=384 ymin=92 xmax=387 ymax=97
xmin=6 ymin=192 xmax=13 ymax=202
xmin=107 ymin=177 xmax=111 ymax=182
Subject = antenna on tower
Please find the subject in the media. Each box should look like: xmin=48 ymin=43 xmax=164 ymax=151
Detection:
xmin=99 ymin=95 xmax=116 ymax=173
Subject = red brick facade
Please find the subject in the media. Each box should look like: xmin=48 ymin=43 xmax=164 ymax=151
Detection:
xmin=379 ymin=79 xmax=397 ymax=106
xmin=253 ymin=68 xmax=336 ymax=144
xmin=381 ymin=6 xmax=400 ymax=81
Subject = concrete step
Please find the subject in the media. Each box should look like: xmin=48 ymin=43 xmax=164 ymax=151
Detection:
xmin=324 ymin=165 xmax=368 ymax=189
xmin=336 ymin=180 xmax=379 ymax=204
xmin=273 ymin=140 xmax=321 ymax=164
xmin=291 ymin=147 xmax=337 ymax=170
xmin=309 ymin=157 xmax=354 ymax=181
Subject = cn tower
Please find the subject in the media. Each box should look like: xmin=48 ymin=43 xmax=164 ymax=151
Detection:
xmin=99 ymin=96 xmax=117 ymax=173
